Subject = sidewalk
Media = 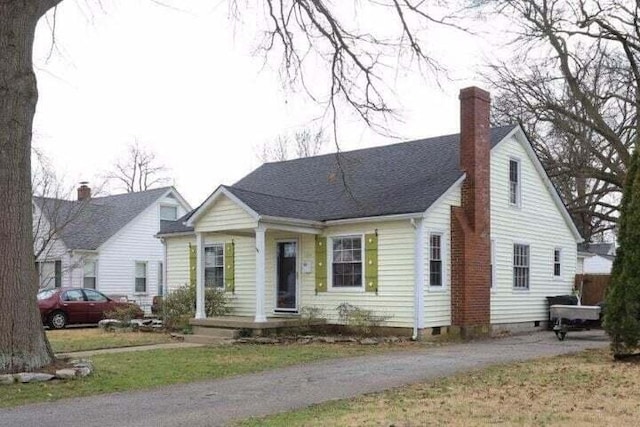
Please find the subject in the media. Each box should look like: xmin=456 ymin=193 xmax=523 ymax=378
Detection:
xmin=57 ymin=342 xmax=204 ymax=359
xmin=2 ymin=330 xmax=609 ymax=427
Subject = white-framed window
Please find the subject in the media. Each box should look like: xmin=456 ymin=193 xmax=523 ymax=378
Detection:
xmin=160 ymin=205 xmax=178 ymax=221
xmin=553 ymin=248 xmax=562 ymax=277
xmin=158 ymin=261 xmax=164 ymax=296
xmin=429 ymin=233 xmax=443 ymax=287
xmin=36 ymin=260 xmax=62 ymax=289
xmin=509 ymin=159 xmax=521 ymax=206
xmin=331 ymin=235 xmax=363 ymax=289
xmin=83 ymin=260 xmax=97 ymax=289
xmin=135 ymin=261 xmax=147 ymax=293
xmin=513 ymin=244 xmax=530 ymax=289
xmin=204 ymin=245 xmax=224 ymax=289
xmin=490 ymin=239 xmax=496 ymax=289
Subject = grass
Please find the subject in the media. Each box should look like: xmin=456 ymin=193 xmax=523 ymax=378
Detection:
xmin=238 ymin=348 xmax=640 ymax=426
xmin=46 ymin=328 xmax=173 ymax=353
xmin=0 ymin=342 xmax=416 ymax=408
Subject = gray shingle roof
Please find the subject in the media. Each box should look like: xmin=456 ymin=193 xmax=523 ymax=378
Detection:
xmin=159 ymin=125 xmax=517 ymax=235
xmin=578 ymin=242 xmax=616 ymax=257
xmin=35 ymin=187 xmax=172 ymax=250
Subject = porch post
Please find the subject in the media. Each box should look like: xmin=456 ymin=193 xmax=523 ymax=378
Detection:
xmin=195 ymin=232 xmax=206 ymax=319
xmin=255 ymin=224 xmax=267 ymax=322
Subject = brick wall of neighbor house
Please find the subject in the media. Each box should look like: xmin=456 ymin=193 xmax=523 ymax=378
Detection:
xmin=450 ymin=86 xmax=492 ymax=336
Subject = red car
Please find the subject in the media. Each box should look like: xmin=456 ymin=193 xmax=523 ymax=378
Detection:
xmin=37 ymin=288 xmax=143 ymax=329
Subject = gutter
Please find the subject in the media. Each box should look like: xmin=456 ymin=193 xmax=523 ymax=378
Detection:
xmin=410 ymin=217 xmax=424 ymax=341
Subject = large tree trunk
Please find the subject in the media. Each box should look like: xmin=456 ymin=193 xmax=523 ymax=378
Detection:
xmin=0 ymin=2 xmax=59 ymax=374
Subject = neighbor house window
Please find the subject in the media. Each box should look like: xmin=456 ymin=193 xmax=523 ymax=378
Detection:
xmin=513 ymin=244 xmax=530 ymax=289
xmin=83 ymin=260 xmax=97 ymax=289
xmin=429 ymin=233 xmax=443 ymax=287
xmin=331 ymin=236 xmax=363 ymax=288
xmin=36 ymin=260 xmax=61 ymax=288
xmin=554 ymin=249 xmax=562 ymax=277
xmin=158 ymin=261 xmax=164 ymax=296
xmin=135 ymin=262 xmax=147 ymax=293
xmin=509 ymin=159 xmax=521 ymax=206
xmin=204 ymin=245 xmax=224 ymax=288
xmin=160 ymin=205 xmax=178 ymax=221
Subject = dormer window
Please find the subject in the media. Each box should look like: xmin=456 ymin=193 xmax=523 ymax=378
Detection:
xmin=509 ymin=159 xmax=521 ymax=206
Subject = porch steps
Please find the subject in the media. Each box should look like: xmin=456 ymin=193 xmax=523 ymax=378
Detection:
xmin=191 ymin=326 xmax=240 ymax=339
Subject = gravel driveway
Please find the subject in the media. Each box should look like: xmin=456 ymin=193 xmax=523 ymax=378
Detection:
xmin=0 ymin=330 xmax=609 ymax=427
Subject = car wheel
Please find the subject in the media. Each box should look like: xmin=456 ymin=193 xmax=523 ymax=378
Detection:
xmin=49 ymin=311 xmax=67 ymax=329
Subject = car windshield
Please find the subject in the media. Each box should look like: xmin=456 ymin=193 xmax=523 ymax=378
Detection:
xmin=37 ymin=289 xmax=57 ymax=300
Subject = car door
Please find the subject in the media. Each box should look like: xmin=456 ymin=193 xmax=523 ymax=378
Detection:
xmin=60 ymin=289 xmax=88 ymax=324
xmin=82 ymin=289 xmax=111 ymax=323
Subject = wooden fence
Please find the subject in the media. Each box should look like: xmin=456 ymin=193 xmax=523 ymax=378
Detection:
xmin=574 ymin=274 xmax=611 ymax=305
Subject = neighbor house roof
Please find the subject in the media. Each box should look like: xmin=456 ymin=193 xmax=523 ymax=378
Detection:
xmin=35 ymin=187 xmax=174 ymax=250
xmin=578 ymin=242 xmax=616 ymax=259
xmin=160 ymin=125 xmax=519 ymax=235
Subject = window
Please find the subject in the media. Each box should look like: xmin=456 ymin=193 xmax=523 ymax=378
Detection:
xmin=83 ymin=260 xmax=97 ymax=289
xmin=513 ymin=244 xmax=530 ymax=289
xmin=63 ymin=289 xmax=85 ymax=302
xmin=135 ymin=262 xmax=147 ymax=293
xmin=158 ymin=262 xmax=164 ymax=296
xmin=160 ymin=205 xmax=178 ymax=221
xmin=332 ymin=236 xmax=363 ymax=288
xmin=204 ymin=245 xmax=224 ymax=288
xmin=554 ymin=249 xmax=562 ymax=277
xmin=509 ymin=159 xmax=520 ymax=206
xmin=37 ymin=261 xmax=56 ymax=288
xmin=429 ymin=234 xmax=443 ymax=287
xmin=84 ymin=289 xmax=107 ymax=302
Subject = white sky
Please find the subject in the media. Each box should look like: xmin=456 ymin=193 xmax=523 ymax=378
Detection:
xmin=32 ymin=0 xmax=500 ymax=207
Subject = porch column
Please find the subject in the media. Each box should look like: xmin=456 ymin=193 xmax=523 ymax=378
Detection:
xmin=195 ymin=232 xmax=206 ymax=319
xmin=255 ymin=224 xmax=267 ymax=322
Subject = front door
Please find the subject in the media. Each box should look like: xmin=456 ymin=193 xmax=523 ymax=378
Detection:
xmin=276 ymin=241 xmax=297 ymax=312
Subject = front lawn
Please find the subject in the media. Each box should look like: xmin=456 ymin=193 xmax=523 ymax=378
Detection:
xmin=1 ymin=342 xmax=414 ymax=408
xmin=238 ymin=348 xmax=639 ymax=426
xmin=47 ymin=328 xmax=173 ymax=353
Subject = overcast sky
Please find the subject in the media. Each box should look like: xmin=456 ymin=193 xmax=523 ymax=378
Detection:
xmin=32 ymin=0 xmax=499 ymax=206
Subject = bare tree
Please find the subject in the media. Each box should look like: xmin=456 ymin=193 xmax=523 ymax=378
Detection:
xmin=485 ymin=0 xmax=638 ymax=241
xmin=106 ymin=141 xmax=171 ymax=193
xmin=1 ymin=0 xmax=462 ymax=374
xmin=258 ymin=128 xmax=326 ymax=162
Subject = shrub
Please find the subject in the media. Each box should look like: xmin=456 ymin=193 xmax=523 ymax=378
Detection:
xmin=105 ymin=305 xmax=143 ymax=326
xmin=336 ymin=302 xmax=391 ymax=336
xmin=163 ymin=284 xmax=231 ymax=331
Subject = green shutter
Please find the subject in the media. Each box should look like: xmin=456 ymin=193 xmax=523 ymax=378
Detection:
xmin=224 ymin=242 xmax=235 ymax=293
xmin=189 ymin=243 xmax=197 ymax=287
xmin=315 ymin=236 xmax=327 ymax=293
xmin=365 ymin=233 xmax=378 ymax=293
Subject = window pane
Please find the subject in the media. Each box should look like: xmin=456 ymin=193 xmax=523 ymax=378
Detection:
xmin=135 ymin=277 xmax=147 ymax=293
xmin=332 ymin=236 xmax=363 ymax=287
xmin=160 ymin=206 xmax=178 ymax=221
xmin=84 ymin=289 xmax=107 ymax=302
xmin=513 ymin=244 xmax=530 ymax=288
xmin=84 ymin=261 xmax=96 ymax=276
xmin=135 ymin=262 xmax=146 ymax=278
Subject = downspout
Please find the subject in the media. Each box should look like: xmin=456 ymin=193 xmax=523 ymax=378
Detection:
xmin=411 ymin=218 xmax=425 ymax=341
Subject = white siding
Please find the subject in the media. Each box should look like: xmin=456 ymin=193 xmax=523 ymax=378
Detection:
xmin=583 ymin=255 xmax=613 ymax=274
xmin=490 ymin=135 xmax=578 ymax=324
xmin=166 ymin=235 xmax=195 ymax=290
xmin=195 ymin=196 xmax=256 ymax=233
xmin=423 ymin=184 xmax=461 ymax=328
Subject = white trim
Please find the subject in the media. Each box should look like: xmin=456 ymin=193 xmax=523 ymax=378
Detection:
xmin=413 ymin=218 xmax=425 ymax=338
xmin=156 ymin=231 xmax=195 ymax=238
xmin=186 ymin=186 xmax=260 ymax=227
xmin=427 ymin=230 xmax=447 ymax=290
xmin=203 ymin=243 xmax=226 ymax=290
xmin=261 ymin=215 xmax=323 ymax=228
xmin=324 ymin=212 xmax=423 ymax=226
xmin=327 ymin=234 xmax=365 ymax=292
xmin=133 ymin=260 xmax=148 ymax=295
xmin=508 ymin=157 xmax=522 ymax=208
xmin=553 ymin=247 xmax=562 ymax=280
xmin=494 ymin=126 xmax=583 ymax=242
xmin=261 ymin=222 xmax=323 ymax=235
xmin=163 ymin=187 xmax=193 ymax=212
xmin=82 ymin=258 xmax=98 ymax=290
xmin=273 ymin=238 xmax=300 ymax=313
xmin=195 ymin=232 xmax=206 ymax=319
xmin=255 ymin=225 xmax=267 ymax=322
xmin=512 ymin=241 xmax=531 ymax=291
xmin=422 ymin=174 xmax=466 ymax=218
xmin=490 ymin=239 xmax=496 ymax=292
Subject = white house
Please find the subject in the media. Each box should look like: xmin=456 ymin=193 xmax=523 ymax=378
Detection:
xmin=34 ymin=185 xmax=191 ymax=311
xmin=579 ymin=242 xmax=616 ymax=274
xmin=159 ymin=87 xmax=582 ymax=337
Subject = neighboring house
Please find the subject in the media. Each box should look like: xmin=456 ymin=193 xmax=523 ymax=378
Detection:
xmin=578 ymin=242 xmax=616 ymax=274
xmin=34 ymin=185 xmax=191 ymax=311
xmin=159 ymin=87 xmax=582 ymax=337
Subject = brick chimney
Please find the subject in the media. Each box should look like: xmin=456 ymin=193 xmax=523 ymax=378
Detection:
xmin=450 ymin=87 xmax=491 ymax=338
xmin=77 ymin=182 xmax=91 ymax=201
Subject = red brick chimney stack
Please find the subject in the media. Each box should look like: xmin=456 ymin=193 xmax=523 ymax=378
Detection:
xmin=77 ymin=182 xmax=91 ymax=201
xmin=450 ymin=86 xmax=492 ymax=338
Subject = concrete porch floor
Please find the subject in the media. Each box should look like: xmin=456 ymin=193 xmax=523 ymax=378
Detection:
xmin=189 ymin=316 xmax=326 ymax=330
